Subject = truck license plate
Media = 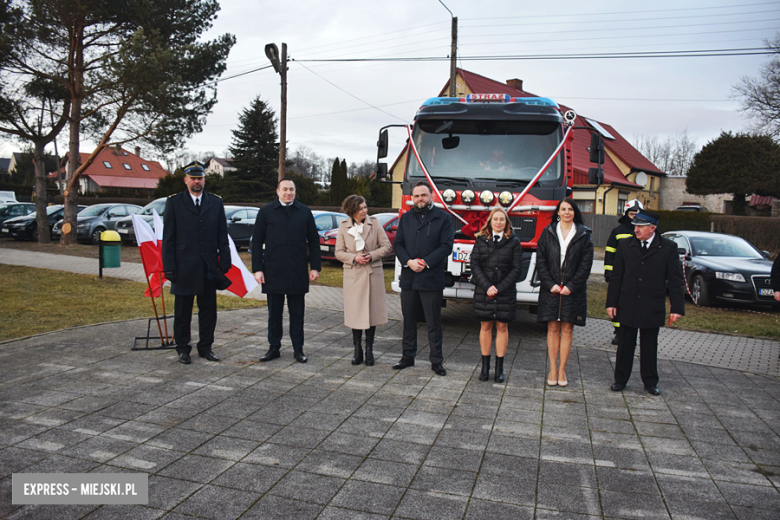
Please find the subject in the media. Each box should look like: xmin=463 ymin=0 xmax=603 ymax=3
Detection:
xmin=759 ymin=288 xmax=774 ymax=297
xmin=452 ymin=251 xmax=470 ymax=263
xmin=320 ymin=245 xmax=329 ymax=252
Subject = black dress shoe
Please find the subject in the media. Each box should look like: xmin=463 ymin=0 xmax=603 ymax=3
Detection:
xmin=431 ymin=363 xmax=447 ymax=376
xmin=393 ymin=357 xmax=415 ymax=370
xmin=199 ymin=351 xmax=220 ymax=362
xmin=611 ymin=334 xmax=620 ymax=346
xmin=610 ymin=382 xmax=625 ymax=391
xmin=178 ymin=352 xmax=191 ymax=365
xmin=645 ymin=385 xmax=661 ymax=396
xmin=259 ymin=349 xmax=280 ymax=362
xmin=294 ymin=353 xmax=308 ymax=363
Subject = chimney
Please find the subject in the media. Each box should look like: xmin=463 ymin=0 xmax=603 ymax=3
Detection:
xmin=134 ymin=146 xmax=141 ymax=158
xmin=114 ymin=144 xmax=122 ymax=155
xmin=506 ymin=78 xmax=523 ymax=91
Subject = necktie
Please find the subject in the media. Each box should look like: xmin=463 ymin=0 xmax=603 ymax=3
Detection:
xmin=195 ymin=198 xmax=200 ymax=213
xmin=642 ymin=240 xmax=648 ymax=250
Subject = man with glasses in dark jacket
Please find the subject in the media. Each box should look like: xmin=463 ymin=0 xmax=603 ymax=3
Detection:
xmin=393 ymin=182 xmax=454 ymax=376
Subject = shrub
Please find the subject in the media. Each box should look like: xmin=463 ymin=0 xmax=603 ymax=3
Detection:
xmin=656 ymin=210 xmax=712 ymax=234
xmin=711 ymin=215 xmax=780 ymax=256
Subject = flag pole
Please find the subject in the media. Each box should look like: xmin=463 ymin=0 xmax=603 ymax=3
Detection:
xmin=158 ymin=272 xmax=170 ymax=342
xmin=146 ymin=276 xmax=166 ymax=347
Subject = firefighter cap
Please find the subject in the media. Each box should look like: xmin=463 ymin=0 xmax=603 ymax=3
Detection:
xmin=631 ymin=209 xmax=659 ymax=226
xmin=184 ymin=161 xmax=206 ymax=178
xmin=623 ymin=199 xmax=644 ymax=215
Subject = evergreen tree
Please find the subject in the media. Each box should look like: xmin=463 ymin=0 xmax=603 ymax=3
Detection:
xmin=225 ymin=96 xmax=279 ymax=202
xmin=329 ymin=157 xmax=348 ymax=205
xmin=686 ymin=131 xmax=780 ymax=215
xmin=285 ymin=171 xmax=318 ymax=206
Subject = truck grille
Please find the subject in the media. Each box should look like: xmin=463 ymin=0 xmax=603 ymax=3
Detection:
xmin=452 ymin=215 xmax=536 ymax=242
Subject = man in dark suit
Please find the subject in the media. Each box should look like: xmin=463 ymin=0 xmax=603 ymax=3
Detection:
xmin=252 ymin=178 xmax=321 ymax=363
xmin=162 ymin=162 xmax=231 ymax=365
xmin=606 ymin=209 xmax=685 ymax=395
xmin=393 ymin=181 xmax=454 ymax=376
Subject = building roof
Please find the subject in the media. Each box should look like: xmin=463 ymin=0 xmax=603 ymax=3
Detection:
xmin=439 ymin=68 xmax=662 ymax=187
xmin=209 ymin=157 xmax=233 ymax=167
xmin=49 ymin=146 xmax=169 ymax=189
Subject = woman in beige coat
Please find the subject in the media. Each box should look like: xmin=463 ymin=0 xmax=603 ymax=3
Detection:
xmin=335 ymin=195 xmax=392 ymax=366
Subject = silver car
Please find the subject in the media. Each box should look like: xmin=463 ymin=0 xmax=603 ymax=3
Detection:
xmin=53 ymin=203 xmax=143 ymax=244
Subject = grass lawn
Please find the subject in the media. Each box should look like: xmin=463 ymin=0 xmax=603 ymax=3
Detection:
xmin=0 ymin=264 xmax=265 ymax=342
xmin=587 ymin=282 xmax=780 ymax=339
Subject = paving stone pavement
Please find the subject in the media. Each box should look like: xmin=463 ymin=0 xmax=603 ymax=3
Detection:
xmin=2 ymin=248 xmax=780 ymax=519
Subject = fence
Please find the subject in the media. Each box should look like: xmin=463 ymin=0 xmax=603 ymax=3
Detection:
xmin=581 ymin=214 xmax=617 ymax=247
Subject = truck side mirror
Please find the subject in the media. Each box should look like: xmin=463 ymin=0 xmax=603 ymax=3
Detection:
xmin=589 ymin=133 xmax=604 ymax=164
xmin=377 ymin=129 xmax=388 ymax=160
xmin=376 ymin=163 xmax=389 ymax=181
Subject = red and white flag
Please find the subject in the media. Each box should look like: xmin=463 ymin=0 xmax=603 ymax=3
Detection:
xmin=152 ymin=209 xmax=163 ymax=247
xmin=224 ymin=235 xmax=258 ymax=297
xmin=131 ymin=214 xmax=166 ymax=297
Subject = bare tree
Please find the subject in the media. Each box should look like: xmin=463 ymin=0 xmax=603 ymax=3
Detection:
xmin=288 ymin=146 xmax=326 ymax=180
xmin=733 ymin=33 xmax=780 ymax=139
xmin=633 ymin=129 xmax=698 ymax=177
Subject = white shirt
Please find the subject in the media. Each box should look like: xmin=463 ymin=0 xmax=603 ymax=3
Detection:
xmin=641 ymin=233 xmax=656 ymax=249
xmin=190 ymin=193 xmax=202 ymax=206
xmin=492 ymin=233 xmax=503 ymax=242
xmin=556 ymin=222 xmax=577 ymax=267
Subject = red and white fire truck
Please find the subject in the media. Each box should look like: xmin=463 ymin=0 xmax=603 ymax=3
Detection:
xmin=376 ymin=93 xmax=589 ymax=307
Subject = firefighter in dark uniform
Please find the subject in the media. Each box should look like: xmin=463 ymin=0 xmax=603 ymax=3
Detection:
xmin=606 ymin=209 xmax=685 ymax=396
xmin=604 ymin=199 xmax=643 ymax=345
xmin=162 ymin=162 xmax=231 ymax=365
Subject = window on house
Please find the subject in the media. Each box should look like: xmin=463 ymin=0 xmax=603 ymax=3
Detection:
xmin=123 ymin=163 xmax=131 ymax=170
xmin=103 ymin=161 xmax=112 ymax=169
xmin=578 ymin=200 xmax=594 ymax=214
xmin=141 ymin=164 xmax=150 ymax=171
xmin=617 ymin=191 xmax=629 ymax=215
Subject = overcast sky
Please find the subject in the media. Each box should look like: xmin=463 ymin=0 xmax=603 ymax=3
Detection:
xmin=3 ymin=0 xmax=778 ymax=170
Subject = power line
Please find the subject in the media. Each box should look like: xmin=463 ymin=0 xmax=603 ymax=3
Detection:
xmin=292 ymin=62 xmax=409 ymax=124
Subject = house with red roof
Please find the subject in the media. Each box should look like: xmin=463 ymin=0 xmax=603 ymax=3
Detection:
xmin=49 ymin=146 xmax=169 ymax=195
xmin=390 ymin=68 xmax=665 ymax=214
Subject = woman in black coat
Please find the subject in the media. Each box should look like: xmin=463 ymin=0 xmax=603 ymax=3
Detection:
xmin=470 ymin=207 xmax=523 ymax=383
xmin=536 ymin=198 xmax=593 ymax=387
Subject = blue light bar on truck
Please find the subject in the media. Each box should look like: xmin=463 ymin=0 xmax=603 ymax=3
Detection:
xmin=420 ymin=95 xmax=559 ymax=107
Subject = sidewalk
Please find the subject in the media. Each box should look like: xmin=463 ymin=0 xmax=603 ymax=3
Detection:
xmin=1 ymin=248 xmax=779 ymax=519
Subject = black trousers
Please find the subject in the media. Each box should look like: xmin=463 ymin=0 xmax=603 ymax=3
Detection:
xmin=614 ymin=325 xmax=660 ymax=387
xmin=173 ymin=279 xmax=217 ymax=356
xmin=267 ymin=293 xmax=305 ymax=354
xmin=401 ymin=289 xmax=444 ymax=365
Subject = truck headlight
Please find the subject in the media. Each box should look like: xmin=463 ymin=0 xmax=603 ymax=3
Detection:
xmin=715 ymin=272 xmax=745 ymax=282
xmin=479 ymin=190 xmax=494 ymax=205
xmin=442 ymin=189 xmax=456 ymax=203
xmin=461 ymin=190 xmax=475 ymax=204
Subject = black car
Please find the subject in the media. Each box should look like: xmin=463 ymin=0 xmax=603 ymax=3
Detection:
xmin=663 ymin=231 xmax=777 ymax=307
xmin=0 ymin=203 xmax=35 ymax=227
xmin=1 ymin=204 xmax=87 ymax=240
xmin=225 ymin=205 xmax=258 ymax=249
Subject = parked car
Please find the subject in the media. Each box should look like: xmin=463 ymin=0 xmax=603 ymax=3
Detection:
xmin=0 ymin=203 xmax=35 ymax=227
xmin=52 ymin=203 xmax=143 ymax=244
xmin=663 ymin=230 xmax=777 ymax=307
xmin=676 ymin=205 xmax=710 ymax=212
xmin=225 ymin=205 xmax=259 ymax=249
xmin=319 ymin=211 xmax=398 ymax=264
xmin=1 ymin=204 xmax=87 ymax=240
xmin=0 ymin=191 xmax=18 ymax=203
xmin=115 ymin=197 xmax=167 ymax=244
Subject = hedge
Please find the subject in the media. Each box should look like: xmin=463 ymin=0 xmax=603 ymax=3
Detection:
xmin=711 ymin=215 xmax=780 ymax=256
xmin=655 ymin=210 xmax=712 ymax=234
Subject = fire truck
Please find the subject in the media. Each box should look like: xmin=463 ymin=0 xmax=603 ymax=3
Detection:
xmin=376 ymin=93 xmax=593 ymax=307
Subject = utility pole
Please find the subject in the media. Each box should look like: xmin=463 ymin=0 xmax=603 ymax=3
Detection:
xmin=265 ymin=42 xmax=288 ymax=182
xmin=279 ymin=43 xmax=287 ymax=182
xmin=449 ymin=17 xmax=458 ymax=97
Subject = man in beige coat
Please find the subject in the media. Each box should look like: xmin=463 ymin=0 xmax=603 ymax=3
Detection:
xmin=335 ymin=195 xmax=393 ymax=366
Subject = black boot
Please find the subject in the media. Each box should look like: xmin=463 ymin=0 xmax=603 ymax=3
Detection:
xmin=479 ymin=355 xmax=490 ymax=381
xmin=494 ymin=356 xmax=505 ymax=383
xmin=351 ymin=329 xmax=363 ymax=365
xmin=365 ymin=326 xmax=375 ymax=366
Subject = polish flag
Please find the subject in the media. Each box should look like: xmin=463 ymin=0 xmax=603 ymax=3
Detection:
xmin=152 ymin=209 xmax=163 ymax=247
xmin=131 ymin=214 xmax=166 ymax=297
xmin=224 ymin=235 xmax=258 ymax=297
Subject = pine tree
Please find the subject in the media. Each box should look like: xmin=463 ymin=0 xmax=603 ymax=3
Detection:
xmin=225 ymin=96 xmax=279 ymax=202
xmin=329 ymin=157 xmax=348 ymax=205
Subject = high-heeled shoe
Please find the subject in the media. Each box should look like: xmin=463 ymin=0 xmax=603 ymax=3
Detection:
xmin=547 ymin=375 xmax=557 ymax=386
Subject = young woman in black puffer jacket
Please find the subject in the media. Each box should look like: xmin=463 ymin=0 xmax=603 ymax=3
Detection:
xmin=471 ymin=207 xmax=523 ymax=383
xmin=536 ymin=198 xmax=594 ymax=388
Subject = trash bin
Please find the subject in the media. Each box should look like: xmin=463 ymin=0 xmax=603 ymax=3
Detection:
xmin=99 ymin=230 xmax=121 ymax=273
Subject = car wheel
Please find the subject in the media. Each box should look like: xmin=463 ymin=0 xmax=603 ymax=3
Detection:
xmin=691 ymin=274 xmax=712 ymax=307
xmin=32 ymin=226 xmax=39 ymax=242
xmin=91 ymin=227 xmax=105 ymax=245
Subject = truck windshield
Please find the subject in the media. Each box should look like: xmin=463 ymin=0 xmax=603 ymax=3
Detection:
xmin=407 ymin=120 xmax=563 ymax=186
